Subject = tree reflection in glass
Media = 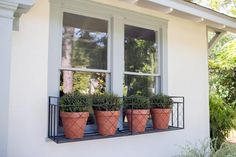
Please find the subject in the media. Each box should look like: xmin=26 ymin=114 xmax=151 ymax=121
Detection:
xmin=61 ymin=13 xmax=109 ymax=125
xmin=61 ymin=13 xmax=108 ymax=95
xmin=124 ymin=25 xmax=158 ymax=97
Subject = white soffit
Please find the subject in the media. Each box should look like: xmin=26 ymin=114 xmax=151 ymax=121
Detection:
xmin=123 ymin=0 xmax=236 ymax=33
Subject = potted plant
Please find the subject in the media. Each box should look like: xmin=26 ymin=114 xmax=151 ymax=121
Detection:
xmin=124 ymin=95 xmax=150 ymax=133
xmin=60 ymin=92 xmax=90 ymax=139
xmin=150 ymin=94 xmax=173 ymax=129
xmin=92 ymin=93 xmax=121 ymax=136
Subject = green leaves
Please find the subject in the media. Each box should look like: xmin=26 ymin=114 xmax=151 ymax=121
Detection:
xmin=92 ymin=93 xmax=121 ymax=111
xmin=190 ymin=0 xmax=236 ymax=17
xmin=209 ymin=33 xmax=236 ymax=105
xmin=60 ymin=92 xmax=91 ymax=112
xmin=210 ymin=93 xmax=236 ymax=148
xmin=177 ymin=139 xmax=236 ymax=157
xmin=124 ymin=95 xmax=149 ymax=109
xmin=150 ymin=93 xmax=173 ymax=109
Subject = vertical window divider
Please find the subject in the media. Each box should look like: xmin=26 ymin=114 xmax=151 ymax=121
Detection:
xmin=159 ymin=25 xmax=168 ymax=94
xmin=156 ymin=30 xmax=161 ymax=93
xmin=106 ymin=16 xmax=112 ymax=92
xmin=111 ymin=15 xmax=125 ymax=130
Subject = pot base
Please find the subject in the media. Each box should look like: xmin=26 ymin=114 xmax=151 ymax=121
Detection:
xmin=126 ymin=109 xmax=150 ymax=133
xmin=94 ymin=111 xmax=120 ymax=136
xmin=151 ymin=108 xmax=171 ymax=129
xmin=60 ymin=112 xmax=89 ymax=139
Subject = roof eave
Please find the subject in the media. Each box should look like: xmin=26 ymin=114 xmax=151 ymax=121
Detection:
xmin=127 ymin=0 xmax=236 ymax=33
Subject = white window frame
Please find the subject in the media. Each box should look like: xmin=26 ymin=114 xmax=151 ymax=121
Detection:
xmin=123 ymin=21 xmax=162 ymax=94
xmin=60 ymin=10 xmax=113 ymax=132
xmin=60 ymin=11 xmax=112 ymax=93
xmin=48 ymin=0 xmax=168 ymax=133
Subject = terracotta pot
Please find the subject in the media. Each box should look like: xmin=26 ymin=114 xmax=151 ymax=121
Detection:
xmin=94 ymin=111 xmax=120 ymax=136
xmin=126 ymin=109 xmax=150 ymax=133
xmin=60 ymin=112 xmax=89 ymax=139
xmin=151 ymin=108 xmax=171 ymax=129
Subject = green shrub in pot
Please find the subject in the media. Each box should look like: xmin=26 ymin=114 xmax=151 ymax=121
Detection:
xmin=92 ymin=93 xmax=121 ymax=136
xmin=149 ymin=93 xmax=173 ymax=129
xmin=60 ymin=92 xmax=90 ymax=112
xmin=59 ymin=92 xmax=90 ymax=139
xmin=92 ymin=93 xmax=121 ymax=111
xmin=124 ymin=95 xmax=150 ymax=133
xmin=124 ymin=95 xmax=149 ymax=110
xmin=149 ymin=93 xmax=173 ymax=109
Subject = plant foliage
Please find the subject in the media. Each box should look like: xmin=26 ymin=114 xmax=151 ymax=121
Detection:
xmin=124 ymin=95 xmax=149 ymax=109
xmin=150 ymin=94 xmax=173 ymax=109
xmin=209 ymin=93 xmax=236 ymax=148
xmin=92 ymin=93 xmax=121 ymax=111
xmin=60 ymin=92 xmax=90 ymax=112
xmin=177 ymin=139 xmax=236 ymax=157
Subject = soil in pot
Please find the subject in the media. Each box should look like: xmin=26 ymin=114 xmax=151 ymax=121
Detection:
xmin=151 ymin=108 xmax=171 ymax=129
xmin=126 ymin=109 xmax=150 ymax=133
xmin=94 ymin=111 xmax=120 ymax=136
xmin=60 ymin=112 xmax=89 ymax=139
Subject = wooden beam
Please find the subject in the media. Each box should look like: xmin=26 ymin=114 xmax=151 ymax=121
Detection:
xmin=208 ymin=31 xmax=225 ymax=51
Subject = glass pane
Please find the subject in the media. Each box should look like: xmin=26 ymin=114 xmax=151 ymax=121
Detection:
xmin=125 ymin=25 xmax=157 ymax=74
xmin=123 ymin=74 xmax=156 ymax=97
xmin=60 ymin=71 xmax=107 ymax=95
xmin=62 ymin=12 xmax=108 ymax=69
xmin=60 ymin=71 xmax=108 ymax=125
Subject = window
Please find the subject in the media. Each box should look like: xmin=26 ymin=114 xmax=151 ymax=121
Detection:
xmin=60 ymin=12 xmax=110 ymax=126
xmin=48 ymin=1 xmax=185 ymax=143
xmin=124 ymin=25 xmax=160 ymax=97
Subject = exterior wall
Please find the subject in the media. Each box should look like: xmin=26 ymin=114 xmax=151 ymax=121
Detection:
xmin=0 ymin=3 xmax=17 ymax=157
xmin=8 ymin=0 xmax=209 ymax=157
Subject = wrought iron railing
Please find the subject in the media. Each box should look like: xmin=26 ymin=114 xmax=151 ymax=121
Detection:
xmin=48 ymin=96 xmax=184 ymax=143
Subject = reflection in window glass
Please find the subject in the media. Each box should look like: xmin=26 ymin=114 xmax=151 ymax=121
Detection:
xmin=125 ymin=25 xmax=157 ymax=74
xmin=60 ymin=71 xmax=106 ymax=95
xmin=62 ymin=12 xmax=108 ymax=69
xmin=123 ymin=74 xmax=156 ymax=97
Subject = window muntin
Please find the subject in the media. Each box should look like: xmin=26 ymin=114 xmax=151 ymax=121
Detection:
xmin=124 ymin=25 xmax=159 ymax=96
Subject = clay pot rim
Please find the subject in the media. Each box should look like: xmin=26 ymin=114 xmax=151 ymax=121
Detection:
xmin=151 ymin=108 xmax=172 ymax=110
xmin=94 ymin=110 xmax=120 ymax=117
xmin=150 ymin=108 xmax=172 ymax=114
xmin=126 ymin=109 xmax=150 ymax=115
xmin=126 ymin=109 xmax=150 ymax=111
xmin=60 ymin=111 xmax=89 ymax=118
xmin=93 ymin=109 xmax=121 ymax=112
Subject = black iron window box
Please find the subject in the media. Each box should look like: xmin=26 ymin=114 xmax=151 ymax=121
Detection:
xmin=48 ymin=96 xmax=184 ymax=143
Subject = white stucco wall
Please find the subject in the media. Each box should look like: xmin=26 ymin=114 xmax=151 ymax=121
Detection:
xmin=8 ymin=0 xmax=209 ymax=157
